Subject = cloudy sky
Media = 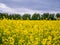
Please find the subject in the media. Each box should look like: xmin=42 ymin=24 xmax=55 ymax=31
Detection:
xmin=0 ymin=0 xmax=60 ymax=14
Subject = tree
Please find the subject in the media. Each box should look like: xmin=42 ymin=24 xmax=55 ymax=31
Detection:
xmin=41 ymin=13 xmax=49 ymax=20
xmin=8 ymin=14 xmax=13 ymax=19
xmin=32 ymin=13 xmax=40 ymax=20
xmin=48 ymin=14 xmax=56 ymax=20
xmin=0 ymin=13 xmax=3 ymax=19
xmin=56 ymin=13 xmax=60 ymax=20
xmin=2 ymin=13 xmax=8 ymax=19
xmin=8 ymin=14 xmax=21 ymax=20
xmin=22 ymin=14 xmax=31 ymax=20
xmin=13 ymin=14 xmax=21 ymax=20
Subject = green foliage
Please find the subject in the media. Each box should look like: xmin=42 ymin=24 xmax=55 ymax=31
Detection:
xmin=41 ymin=13 xmax=49 ymax=20
xmin=0 ymin=12 xmax=60 ymax=20
xmin=0 ymin=13 xmax=3 ymax=19
xmin=32 ymin=13 xmax=40 ymax=20
xmin=56 ymin=13 xmax=60 ymax=18
xmin=48 ymin=14 xmax=56 ymax=20
xmin=56 ymin=13 xmax=60 ymax=20
xmin=22 ymin=14 xmax=31 ymax=20
xmin=0 ymin=37 xmax=2 ymax=44
xmin=8 ymin=14 xmax=21 ymax=20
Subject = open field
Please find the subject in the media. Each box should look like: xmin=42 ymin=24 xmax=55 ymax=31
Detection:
xmin=0 ymin=19 xmax=60 ymax=45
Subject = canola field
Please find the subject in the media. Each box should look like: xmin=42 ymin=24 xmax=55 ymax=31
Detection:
xmin=0 ymin=19 xmax=60 ymax=45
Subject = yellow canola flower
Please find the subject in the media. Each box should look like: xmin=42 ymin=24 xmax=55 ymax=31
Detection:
xmin=8 ymin=37 xmax=14 ymax=45
xmin=42 ymin=38 xmax=47 ymax=45
xmin=0 ymin=19 xmax=60 ymax=45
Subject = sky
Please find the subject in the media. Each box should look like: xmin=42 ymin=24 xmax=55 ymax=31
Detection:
xmin=0 ymin=0 xmax=60 ymax=14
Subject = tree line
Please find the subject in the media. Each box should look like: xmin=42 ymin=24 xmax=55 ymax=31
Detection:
xmin=0 ymin=13 xmax=60 ymax=20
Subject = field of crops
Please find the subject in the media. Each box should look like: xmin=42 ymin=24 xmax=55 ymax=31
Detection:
xmin=0 ymin=19 xmax=60 ymax=45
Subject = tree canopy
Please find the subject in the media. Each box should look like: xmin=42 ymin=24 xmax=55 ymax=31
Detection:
xmin=0 ymin=13 xmax=60 ymax=20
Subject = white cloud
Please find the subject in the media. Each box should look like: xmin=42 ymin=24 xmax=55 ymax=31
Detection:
xmin=0 ymin=3 xmax=43 ymax=15
xmin=0 ymin=3 xmax=59 ymax=15
xmin=0 ymin=3 xmax=17 ymax=14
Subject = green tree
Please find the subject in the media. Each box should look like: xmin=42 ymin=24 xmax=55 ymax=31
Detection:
xmin=22 ymin=14 xmax=31 ymax=20
xmin=13 ymin=14 xmax=21 ymax=20
xmin=0 ymin=13 xmax=3 ymax=19
xmin=32 ymin=13 xmax=40 ymax=20
xmin=8 ymin=14 xmax=21 ymax=20
xmin=2 ymin=13 xmax=8 ymax=19
xmin=41 ymin=13 xmax=49 ymax=20
xmin=48 ymin=14 xmax=56 ymax=20
xmin=8 ymin=14 xmax=14 ymax=19
xmin=56 ymin=13 xmax=60 ymax=20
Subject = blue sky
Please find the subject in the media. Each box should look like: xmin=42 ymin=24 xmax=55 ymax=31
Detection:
xmin=0 ymin=0 xmax=60 ymax=14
